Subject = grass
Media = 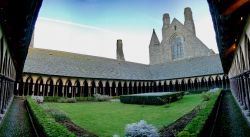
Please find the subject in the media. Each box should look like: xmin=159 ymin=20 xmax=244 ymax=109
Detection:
xmin=43 ymin=94 xmax=203 ymax=137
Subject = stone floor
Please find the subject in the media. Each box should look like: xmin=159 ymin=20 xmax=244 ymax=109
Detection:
xmin=0 ymin=97 xmax=36 ymax=137
xmin=211 ymin=90 xmax=250 ymax=137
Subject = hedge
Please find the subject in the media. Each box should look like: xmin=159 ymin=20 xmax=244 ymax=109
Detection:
xmin=120 ymin=92 xmax=184 ymax=105
xmin=26 ymin=97 xmax=75 ymax=137
xmin=177 ymin=89 xmax=222 ymax=137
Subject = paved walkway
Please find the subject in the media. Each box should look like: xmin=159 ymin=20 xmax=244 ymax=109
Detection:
xmin=0 ymin=98 xmax=36 ymax=137
xmin=211 ymin=90 xmax=250 ymax=137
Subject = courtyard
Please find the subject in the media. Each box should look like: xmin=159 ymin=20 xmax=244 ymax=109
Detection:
xmin=42 ymin=94 xmax=202 ymax=136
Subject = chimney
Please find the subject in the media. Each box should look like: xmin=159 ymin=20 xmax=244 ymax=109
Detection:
xmin=184 ymin=7 xmax=196 ymax=35
xmin=162 ymin=13 xmax=170 ymax=39
xmin=116 ymin=39 xmax=125 ymax=61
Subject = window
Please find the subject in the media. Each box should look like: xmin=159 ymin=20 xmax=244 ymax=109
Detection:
xmin=171 ymin=36 xmax=184 ymax=60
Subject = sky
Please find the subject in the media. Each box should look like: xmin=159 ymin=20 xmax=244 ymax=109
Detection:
xmin=34 ymin=0 xmax=217 ymax=64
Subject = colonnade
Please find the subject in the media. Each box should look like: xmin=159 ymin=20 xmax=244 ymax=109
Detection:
xmin=0 ymin=27 xmax=16 ymax=117
xmin=229 ymin=25 xmax=250 ymax=116
xmin=15 ymin=74 xmax=230 ymax=97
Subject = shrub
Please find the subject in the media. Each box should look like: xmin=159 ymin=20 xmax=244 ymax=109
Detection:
xmin=46 ymin=109 xmax=70 ymax=122
xmin=75 ymin=96 xmax=95 ymax=102
xmin=120 ymin=92 xmax=184 ymax=105
xmin=201 ymin=92 xmax=211 ymax=101
xmin=26 ymin=97 xmax=75 ymax=137
xmin=177 ymin=89 xmax=222 ymax=137
xmin=66 ymin=98 xmax=77 ymax=103
xmin=125 ymin=120 xmax=159 ymax=137
xmin=94 ymin=94 xmax=112 ymax=102
xmin=56 ymin=98 xmax=77 ymax=103
xmin=31 ymin=96 xmax=44 ymax=103
xmin=44 ymin=96 xmax=61 ymax=102
xmin=57 ymin=97 xmax=67 ymax=103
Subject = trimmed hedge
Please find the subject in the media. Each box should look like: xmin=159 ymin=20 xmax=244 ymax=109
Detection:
xmin=120 ymin=92 xmax=184 ymax=105
xmin=177 ymin=90 xmax=222 ymax=137
xmin=26 ymin=97 xmax=75 ymax=137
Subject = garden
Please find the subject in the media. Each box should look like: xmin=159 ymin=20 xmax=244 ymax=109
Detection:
xmin=26 ymin=89 xmax=222 ymax=137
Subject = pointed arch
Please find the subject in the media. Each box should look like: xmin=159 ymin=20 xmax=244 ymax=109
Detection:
xmin=56 ymin=79 xmax=63 ymax=97
xmin=45 ymin=78 xmax=54 ymax=96
xmin=74 ymin=80 xmax=81 ymax=97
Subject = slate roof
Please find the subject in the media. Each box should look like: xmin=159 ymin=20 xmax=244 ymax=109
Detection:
xmin=23 ymin=48 xmax=151 ymax=80
xmin=23 ymin=48 xmax=224 ymax=80
xmin=149 ymin=55 xmax=224 ymax=80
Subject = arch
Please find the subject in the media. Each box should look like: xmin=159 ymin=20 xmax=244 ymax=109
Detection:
xmin=65 ymin=80 xmax=73 ymax=98
xmin=180 ymin=79 xmax=185 ymax=91
xmin=200 ymin=77 xmax=207 ymax=90
xmin=74 ymin=80 xmax=81 ymax=97
xmin=194 ymin=78 xmax=199 ymax=91
xmin=208 ymin=76 xmax=214 ymax=89
xmin=90 ymin=80 xmax=96 ymax=96
xmin=169 ymin=80 xmax=173 ymax=92
xmin=83 ymin=80 xmax=88 ymax=97
xmin=104 ymin=81 xmax=110 ymax=96
xmin=215 ymin=75 xmax=222 ymax=88
xmin=45 ymin=78 xmax=54 ymax=96
xmin=117 ymin=82 xmax=122 ymax=96
xmin=133 ymin=82 xmax=138 ymax=94
xmin=123 ymin=82 xmax=128 ymax=95
xmin=25 ymin=76 xmax=33 ymax=96
xmin=35 ymin=77 xmax=44 ymax=96
xmin=56 ymin=79 xmax=63 ymax=97
xmin=174 ymin=80 xmax=178 ymax=91
xmin=187 ymin=79 xmax=193 ymax=91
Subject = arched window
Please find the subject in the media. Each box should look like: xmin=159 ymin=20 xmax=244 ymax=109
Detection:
xmin=171 ymin=36 xmax=184 ymax=60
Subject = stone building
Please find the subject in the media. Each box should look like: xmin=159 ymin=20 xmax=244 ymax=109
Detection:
xmin=149 ymin=7 xmax=214 ymax=65
xmin=14 ymin=7 xmax=230 ymax=98
xmin=208 ymin=0 xmax=250 ymax=122
xmin=0 ymin=0 xmax=42 ymax=123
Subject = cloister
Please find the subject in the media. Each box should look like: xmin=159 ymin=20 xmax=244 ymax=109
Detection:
xmin=15 ymin=73 xmax=230 ymax=98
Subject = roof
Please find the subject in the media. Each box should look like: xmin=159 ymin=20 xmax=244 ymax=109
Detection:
xmin=149 ymin=55 xmax=224 ymax=80
xmin=23 ymin=48 xmax=224 ymax=80
xmin=24 ymin=48 xmax=151 ymax=80
xmin=207 ymin=0 xmax=250 ymax=73
xmin=0 ymin=0 xmax=43 ymax=77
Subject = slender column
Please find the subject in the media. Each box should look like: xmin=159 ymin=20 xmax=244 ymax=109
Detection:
xmin=88 ymin=86 xmax=91 ymax=97
xmin=110 ymin=87 xmax=112 ymax=96
xmin=115 ymin=87 xmax=118 ymax=96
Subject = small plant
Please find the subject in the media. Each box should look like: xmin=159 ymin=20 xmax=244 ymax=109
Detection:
xmin=57 ymin=98 xmax=77 ymax=103
xmin=201 ymin=92 xmax=211 ymax=101
xmin=125 ymin=120 xmax=159 ymax=137
xmin=31 ymin=96 xmax=44 ymax=103
xmin=94 ymin=94 xmax=112 ymax=102
xmin=57 ymin=97 xmax=66 ymax=103
xmin=66 ymin=98 xmax=77 ymax=103
xmin=46 ymin=109 xmax=70 ymax=122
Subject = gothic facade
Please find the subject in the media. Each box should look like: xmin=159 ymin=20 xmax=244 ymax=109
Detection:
xmin=149 ymin=7 xmax=214 ymax=65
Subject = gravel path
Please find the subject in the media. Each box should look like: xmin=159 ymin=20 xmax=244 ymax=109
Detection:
xmin=0 ymin=98 xmax=36 ymax=137
xmin=211 ymin=90 xmax=250 ymax=137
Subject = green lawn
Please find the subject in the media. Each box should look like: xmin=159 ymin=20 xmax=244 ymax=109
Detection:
xmin=44 ymin=94 xmax=202 ymax=137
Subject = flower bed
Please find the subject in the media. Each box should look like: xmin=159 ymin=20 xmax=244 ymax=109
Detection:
xmin=120 ymin=92 xmax=184 ymax=105
xmin=177 ymin=89 xmax=222 ymax=137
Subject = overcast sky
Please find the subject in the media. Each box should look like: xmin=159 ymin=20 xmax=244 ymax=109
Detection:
xmin=34 ymin=0 xmax=217 ymax=64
